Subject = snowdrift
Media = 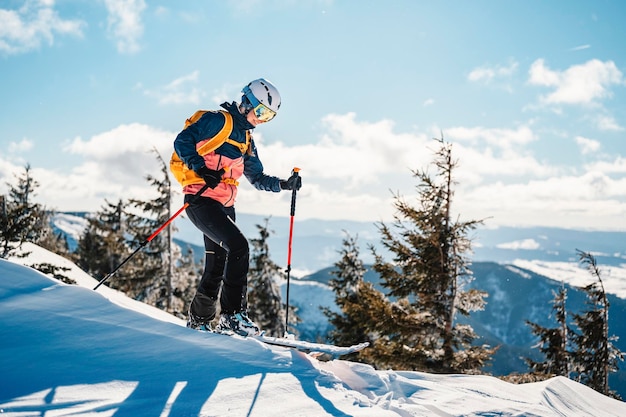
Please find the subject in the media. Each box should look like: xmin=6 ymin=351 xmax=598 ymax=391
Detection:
xmin=1 ymin=245 xmax=625 ymax=416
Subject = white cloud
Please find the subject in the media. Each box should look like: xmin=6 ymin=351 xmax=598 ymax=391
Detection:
xmin=8 ymin=138 xmax=34 ymax=153
xmin=0 ymin=158 xmax=26 ymax=189
xmin=1 ymin=112 xmax=624 ymax=230
xmin=528 ymin=59 xmax=624 ymax=105
xmin=103 ymin=0 xmax=146 ymax=54
xmin=468 ymin=60 xmax=518 ymax=84
xmin=446 ymin=125 xmax=537 ymax=148
xmin=47 ymin=123 xmax=177 ymax=210
xmin=457 ymin=171 xmax=626 ymax=229
xmin=142 ymin=71 xmax=204 ymax=105
xmin=240 ymin=117 xmax=570 ymax=224
xmin=595 ymin=115 xmax=624 ymax=132
xmin=585 ymin=157 xmax=626 ymax=174
xmin=575 ymin=136 xmax=600 ymax=155
xmin=262 ymin=113 xmax=432 ymax=184
xmin=467 ymin=61 xmax=518 ymax=93
xmin=439 ymin=125 xmax=556 ymax=189
xmin=452 ymin=143 xmax=556 ymax=185
xmin=236 ymin=180 xmax=395 ymax=223
xmin=0 ymin=0 xmax=85 ymax=55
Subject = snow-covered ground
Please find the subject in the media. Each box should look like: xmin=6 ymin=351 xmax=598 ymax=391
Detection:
xmin=2 ymin=244 xmax=626 ymax=417
xmin=512 ymin=258 xmax=626 ymax=298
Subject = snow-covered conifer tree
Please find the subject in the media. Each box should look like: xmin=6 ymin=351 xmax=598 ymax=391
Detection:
xmin=0 ymin=165 xmax=73 ymax=282
xmin=0 ymin=164 xmax=46 ymax=258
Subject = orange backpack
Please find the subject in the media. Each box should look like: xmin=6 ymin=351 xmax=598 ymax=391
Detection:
xmin=169 ymin=110 xmax=250 ymax=186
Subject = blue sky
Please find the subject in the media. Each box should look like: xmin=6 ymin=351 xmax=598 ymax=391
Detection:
xmin=1 ymin=0 xmax=625 ymax=230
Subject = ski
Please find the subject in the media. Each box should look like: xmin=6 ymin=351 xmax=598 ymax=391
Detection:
xmin=190 ymin=322 xmax=369 ymax=358
xmin=200 ymin=327 xmax=368 ymax=358
xmin=251 ymin=334 xmax=369 ymax=358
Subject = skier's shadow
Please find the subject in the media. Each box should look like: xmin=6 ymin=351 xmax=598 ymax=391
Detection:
xmin=110 ymin=333 xmax=349 ymax=417
xmin=0 ymin=273 xmax=349 ymax=417
xmin=3 ymin=312 xmax=348 ymax=417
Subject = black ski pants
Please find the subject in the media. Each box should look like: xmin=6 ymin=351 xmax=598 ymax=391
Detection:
xmin=184 ymin=194 xmax=249 ymax=314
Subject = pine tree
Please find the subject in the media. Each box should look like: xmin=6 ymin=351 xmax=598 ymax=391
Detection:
xmin=323 ymin=232 xmax=382 ymax=361
xmin=570 ymin=250 xmax=623 ymax=398
xmin=0 ymin=165 xmax=46 ymax=258
xmin=123 ymin=149 xmax=200 ymax=315
xmin=29 ymin=208 xmax=74 ymax=284
xmin=525 ymin=284 xmax=571 ymax=377
xmin=171 ymin=245 xmax=201 ymax=318
xmin=35 ymin=210 xmax=70 ymax=257
xmin=370 ymin=138 xmax=495 ymax=373
xmin=324 ymin=233 xmax=368 ymax=343
xmin=126 ymin=150 xmax=174 ymax=310
xmin=74 ymin=199 xmax=130 ymax=286
xmin=247 ymin=218 xmax=288 ymax=337
xmin=323 ymin=232 xmax=402 ymax=364
xmin=0 ymin=194 xmax=9 ymax=257
xmin=1 ymin=165 xmax=73 ymax=283
xmin=37 ymin=226 xmax=70 ymax=256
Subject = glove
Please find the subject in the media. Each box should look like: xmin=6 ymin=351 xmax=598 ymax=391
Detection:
xmin=279 ymin=173 xmax=302 ymax=191
xmin=195 ymin=166 xmax=224 ymax=189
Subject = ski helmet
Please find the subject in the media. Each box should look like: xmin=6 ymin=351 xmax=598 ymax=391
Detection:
xmin=241 ymin=78 xmax=281 ymax=122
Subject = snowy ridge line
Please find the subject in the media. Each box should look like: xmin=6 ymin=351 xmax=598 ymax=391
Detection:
xmin=511 ymin=259 xmax=626 ymax=299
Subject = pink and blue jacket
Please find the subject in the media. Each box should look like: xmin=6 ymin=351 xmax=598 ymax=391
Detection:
xmin=173 ymin=102 xmax=281 ymax=207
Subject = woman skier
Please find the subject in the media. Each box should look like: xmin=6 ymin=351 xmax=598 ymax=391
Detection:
xmin=172 ymin=78 xmax=301 ymax=336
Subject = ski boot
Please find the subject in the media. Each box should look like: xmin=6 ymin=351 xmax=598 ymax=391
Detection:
xmin=186 ymin=292 xmax=217 ymax=332
xmin=215 ymin=311 xmax=260 ymax=336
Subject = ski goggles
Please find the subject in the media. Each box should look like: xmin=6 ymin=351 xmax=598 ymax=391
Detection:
xmin=242 ymin=87 xmax=277 ymax=122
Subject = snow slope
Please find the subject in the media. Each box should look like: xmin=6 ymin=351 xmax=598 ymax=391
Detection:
xmin=2 ymin=245 xmax=625 ymax=416
xmin=512 ymin=258 xmax=626 ymax=297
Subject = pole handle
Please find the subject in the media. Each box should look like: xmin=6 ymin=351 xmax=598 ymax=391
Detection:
xmin=289 ymin=167 xmax=300 ymax=216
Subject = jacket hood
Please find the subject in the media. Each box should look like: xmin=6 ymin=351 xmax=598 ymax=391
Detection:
xmin=221 ymin=101 xmax=255 ymax=130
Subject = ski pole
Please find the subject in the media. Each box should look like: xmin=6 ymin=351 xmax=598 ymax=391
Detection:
xmin=284 ymin=167 xmax=300 ymax=336
xmin=93 ymin=182 xmax=211 ymax=291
